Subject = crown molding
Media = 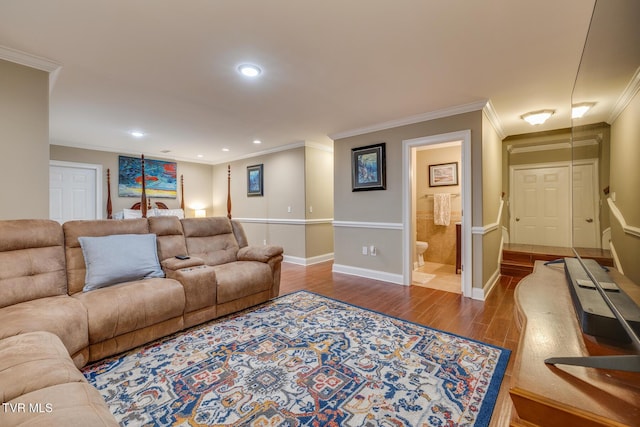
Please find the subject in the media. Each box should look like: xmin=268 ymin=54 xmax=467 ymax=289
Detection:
xmin=328 ymin=100 xmax=489 ymax=140
xmin=0 ymin=45 xmax=62 ymax=93
xmin=212 ymin=140 xmax=333 ymax=165
xmin=608 ymin=65 xmax=640 ymax=124
xmin=482 ymin=99 xmax=506 ymax=139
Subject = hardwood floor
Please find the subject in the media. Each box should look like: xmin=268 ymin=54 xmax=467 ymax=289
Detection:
xmin=279 ymin=260 xmax=521 ymax=427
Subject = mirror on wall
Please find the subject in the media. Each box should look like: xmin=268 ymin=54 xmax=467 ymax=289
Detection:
xmin=572 ymin=0 xmax=640 ymax=284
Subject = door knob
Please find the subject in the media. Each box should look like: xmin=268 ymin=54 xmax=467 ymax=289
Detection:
xmin=515 ymin=217 xmax=520 ymax=222
xmin=586 ymin=218 xmax=593 ymax=223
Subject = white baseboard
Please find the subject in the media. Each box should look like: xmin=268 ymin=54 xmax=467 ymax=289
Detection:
xmin=477 ymin=267 xmax=501 ymax=301
xmin=283 ymin=253 xmax=334 ymax=266
xmin=609 ymin=242 xmax=624 ymax=275
xmin=332 ymin=264 xmax=405 ymax=285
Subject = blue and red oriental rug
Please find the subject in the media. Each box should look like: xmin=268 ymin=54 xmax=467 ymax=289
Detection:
xmin=83 ymin=291 xmax=510 ymax=426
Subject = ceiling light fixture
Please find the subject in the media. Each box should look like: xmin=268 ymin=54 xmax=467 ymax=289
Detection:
xmin=237 ymin=64 xmax=262 ymax=78
xmin=222 ymin=148 xmax=230 ymax=152
xmin=197 ymin=154 xmax=204 ymax=158
xmin=521 ymin=110 xmax=555 ymax=125
xmin=129 ymin=130 xmax=145 ymax=138
xmin=253 ymin=139 xmax=262 ymax=144
xmin=572 ymin=102 xmax=595 ymax=118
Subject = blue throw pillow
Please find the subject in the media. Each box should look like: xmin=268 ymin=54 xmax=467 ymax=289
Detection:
xmin=79 ymin=234 xmax=165 ymax=292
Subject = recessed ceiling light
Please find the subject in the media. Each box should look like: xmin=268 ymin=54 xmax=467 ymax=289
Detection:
xmin=521 ymin=110 xmax=555 ymax=125
xmin=572 ymin=102 xmax=595 ymax=118
xmin=237 ymin=64 xmax=262 ymax=78
xmin=197 ymin=154 xmax=204 ymax=158
xmin=129 ymin=130 xmax=145 ymax=138
xmin=253 ymin=139 xmax=262 ymax=144
xmin=222 ymin=148 xmax=230 ymax=152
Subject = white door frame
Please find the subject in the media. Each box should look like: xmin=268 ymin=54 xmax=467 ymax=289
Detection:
xmin=402 ymin=130 xmax=472 ymax=298
xmin=50 ymin=160 xmax=103 ymax=220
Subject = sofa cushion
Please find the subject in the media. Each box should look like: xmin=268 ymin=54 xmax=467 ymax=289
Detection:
xmin=79 ymin=234 xmax=164 ymax=292
xmin=0 ymin=295 xmax=88 ymax=357
xmin=72 ymin=278 xmax=185 ymax=344
xmin=181 ymin=217 xmax=239 ymax=266
xmin=0 ymin=219 xmax=67 ymax=309
xmin=0 ymin=331 xmax=86 ymax=403
xmin=213 ymin=261 xmax=272 ymax=304
xmin=148 ymin=216 xmax=188 ymax=261
xmin=2 ymin=382 xmax=119 ymax=427
xmin=63 ymin=219 xmax=150 ymax=295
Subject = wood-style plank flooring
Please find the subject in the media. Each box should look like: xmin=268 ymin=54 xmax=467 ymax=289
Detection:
xmin=279 ymin=261 xmax=520 ymax=427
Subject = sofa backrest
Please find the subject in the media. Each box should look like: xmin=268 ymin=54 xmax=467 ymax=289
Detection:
xmin=0 ymin=219 xmax=68 ymax=308
xmin=148 ymin=216 xmax=188 ymax=261
xmin=63 ymin=218 xmax=150 ymax=295
xmin=181 ymin=217 xmax=239 ymax=266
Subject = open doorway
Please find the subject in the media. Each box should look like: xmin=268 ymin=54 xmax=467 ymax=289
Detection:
xmin=402 ymin=130 xmax=472 ymax=298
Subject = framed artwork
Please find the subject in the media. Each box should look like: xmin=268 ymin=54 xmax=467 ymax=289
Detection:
xmin=429 ymin=162 xmax=458 ymax=187
xmin=351 ymin=143 xmax=386 ymax=191
xmin=247 ymin=164 xmax=264 ymax=196
xmin=118 ymin=155 xmax=177 ymax=198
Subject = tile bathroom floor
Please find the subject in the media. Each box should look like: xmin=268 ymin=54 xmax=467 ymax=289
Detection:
xmin=412 ymin=261 xmax=461 ymax=294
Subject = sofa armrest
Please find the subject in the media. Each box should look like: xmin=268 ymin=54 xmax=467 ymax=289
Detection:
xmin=237 ymin=245 xmax=283 ymax=263
xmin=161 ymin=256 xmax=205 ymax=271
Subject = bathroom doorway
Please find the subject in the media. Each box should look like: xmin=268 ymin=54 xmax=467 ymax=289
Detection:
xmin=402 ymin=131 xmax=471 ymax=297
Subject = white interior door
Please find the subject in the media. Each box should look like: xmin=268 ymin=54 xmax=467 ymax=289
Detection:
xmin=511 ymin=165 xmax=571 ymax=247
xmin=572 ymin=162 xmax=600 ymax=248
xmin=50 ymin=162 xmax=101 ymax=223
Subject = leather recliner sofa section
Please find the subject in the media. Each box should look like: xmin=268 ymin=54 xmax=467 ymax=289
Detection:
xmin=0 ymin=217 xmax=283 ymax=426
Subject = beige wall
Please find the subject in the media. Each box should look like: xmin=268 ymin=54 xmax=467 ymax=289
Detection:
xmin=50 ymin=145 xmax=213 ymax=218
xmin=481 ymin=112 xmax=503 ymax=286
xmin=333 ymin=110 xmax=494 ymax=290
xmin=609 ymin=91 xmax=640 ymax=284
xmin=0 ymin=60 xmax=49 ymax=219
xmin=213 ymin=144 xmax=334 ymax=262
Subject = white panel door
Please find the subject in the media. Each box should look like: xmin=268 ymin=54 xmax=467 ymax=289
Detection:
xmin=572 ymin=163 xmax=599 ymax=248
xmin=49 ymin=165 xmax=97 ymax=223
xmin=512 ymin=166 xmax=571 ymax=247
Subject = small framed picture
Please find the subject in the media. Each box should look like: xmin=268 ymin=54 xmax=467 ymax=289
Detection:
xmin=429 ymin=162 xmax=458 ymax=187
xmin=247 ymin=164 xmax=263 ymax=196
xmin=351 ymin=143 xmax=386 ymax=191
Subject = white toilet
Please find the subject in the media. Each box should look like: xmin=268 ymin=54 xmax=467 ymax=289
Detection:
xmin=416 ymin=241 xmax=429 ymax=267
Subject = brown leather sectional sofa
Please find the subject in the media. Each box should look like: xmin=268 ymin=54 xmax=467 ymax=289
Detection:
xmin=0 ymin=216 xmax=283 ymax=426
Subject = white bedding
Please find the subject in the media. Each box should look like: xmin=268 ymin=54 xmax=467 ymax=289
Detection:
xmin=113 ymin=208 xmax=185 ymax=220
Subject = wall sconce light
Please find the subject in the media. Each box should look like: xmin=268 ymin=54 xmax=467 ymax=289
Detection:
xmin=195 ymin=209 xmax=206 ymax=218
xmin=521 ymin=109 xmax=555 ymax=125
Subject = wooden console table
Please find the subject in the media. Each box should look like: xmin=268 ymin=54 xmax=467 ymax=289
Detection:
xmin=510 ymin=261 xmax=640 ymax=427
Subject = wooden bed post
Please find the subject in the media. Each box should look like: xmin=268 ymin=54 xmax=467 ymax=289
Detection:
xmin=227 ymin=165 xmax=232 ymax=219
xmin=180 ymin=174 xmax=185 ymax=211
xmin=140 ymin=154 xmax=148 ymax=218
xmin=106 ymin=168 xmax=113 ymax=219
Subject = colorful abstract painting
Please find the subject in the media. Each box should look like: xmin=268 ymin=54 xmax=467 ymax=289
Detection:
xmin=118 ymin=155 xmax=177 ymax=198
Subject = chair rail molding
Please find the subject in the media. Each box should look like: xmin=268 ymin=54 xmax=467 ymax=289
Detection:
xmin=607 ymin=198 xmax=640 ymax=238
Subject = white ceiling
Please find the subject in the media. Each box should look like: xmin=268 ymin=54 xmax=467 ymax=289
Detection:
xmin=0 ymin=0 xmax=603 ymax=164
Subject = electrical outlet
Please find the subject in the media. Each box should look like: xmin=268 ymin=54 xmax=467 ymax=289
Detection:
xmin=370 ymin=245 xmax=377 ymax=256
xmin=362 ymin=246 xmax=368 ymax=255
xmin=309 ymin=205 xmax=313 ymax=213
xmin=263 ymin=239 xmax=267 ymax=245
xmin=287 ymin=206 xmax=292 ymax=213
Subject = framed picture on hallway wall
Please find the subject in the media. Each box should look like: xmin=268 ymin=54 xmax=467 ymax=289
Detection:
xmin=247 ymin=164 xmax=263 ymax=196
xmin=351 ymin=143 xmax=386 ymax=191
xmin=429 ymin=162 xmax=458 ymax=187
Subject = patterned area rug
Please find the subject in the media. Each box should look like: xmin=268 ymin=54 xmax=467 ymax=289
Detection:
xmin=83 ymin=291 xmax=510 ymax=426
